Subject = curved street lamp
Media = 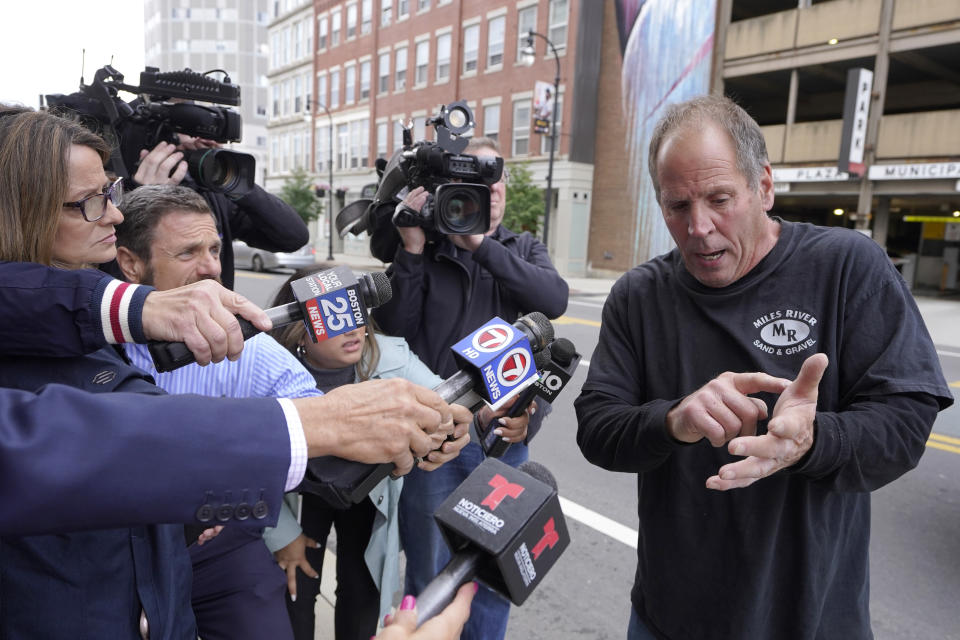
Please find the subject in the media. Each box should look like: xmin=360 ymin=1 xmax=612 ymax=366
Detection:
xmin=521 ymin=29 xmax=560 ymax=251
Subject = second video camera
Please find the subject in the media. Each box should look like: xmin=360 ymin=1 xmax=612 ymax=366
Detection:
xmin=337 ymin=101 xmax=503 ymax=241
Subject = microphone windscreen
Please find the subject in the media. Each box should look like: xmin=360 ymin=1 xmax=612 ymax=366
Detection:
xmin=518 ymin=460 xmax=558 ymax=491
xmin=550 ymin=338 xmax=577 ymax=367
xmin=517 ymin=312 xmax=554 ymax=351
xmin=357 ymin=270 xmax=393 ymax=307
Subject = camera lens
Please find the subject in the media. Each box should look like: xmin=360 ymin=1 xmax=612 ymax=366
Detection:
xmin=435 ymin=184 xmax=490 ymax=235
xmin=185 ymin=149 xmax=256 ymax=197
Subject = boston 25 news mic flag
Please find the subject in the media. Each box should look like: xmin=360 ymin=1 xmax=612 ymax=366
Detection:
xmin=149 ymin=265 xmax=390 ymax=372
xmin=415 ymin=457 xmax=570 ymax=626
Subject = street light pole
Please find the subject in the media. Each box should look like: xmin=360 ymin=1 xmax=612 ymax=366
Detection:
xmin=316 ymin=102 xmax=335 ymax=260
xmin=522 ymin=29 xmax=560 ymax=250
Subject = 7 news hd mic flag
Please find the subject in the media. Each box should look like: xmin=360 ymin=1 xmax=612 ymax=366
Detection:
xmin=433 ymin=457 xmax=570 ymax=606
xmin=450 ymin=317 xmax=539 ymax=410
xmin=291 ymin=265 xmax=369 ymax=343
xmin=532 ymin=81 xmax=555 ymax=135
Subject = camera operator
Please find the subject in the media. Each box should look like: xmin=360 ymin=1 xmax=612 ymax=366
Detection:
xmin=372 ymin=137 xmax=568 ymax=640
xmin=129 ymin=136 xmax=308 ymax=290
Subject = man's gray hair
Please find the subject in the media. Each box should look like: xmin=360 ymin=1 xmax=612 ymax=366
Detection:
xmin=117 ymin=185 xmax=213 ymax=260
xmin=647 ymin=95 xmax=769 ymax=201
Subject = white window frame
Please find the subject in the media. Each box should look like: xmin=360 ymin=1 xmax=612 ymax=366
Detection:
xmin=487 ymin=16 xmax=505 ymax=69
xmin=483 ymin=102 xmax=500 ymax=142
xmin=512 ymin=99 xmax=531 ymax=156
xmin=395 ymin=46 xmax=408 ymax=91
xmin=415 ymin=39 xmax=429 ymax=87
xmin=435 ymin=33 xmax=451 ymax=83
xmin=548 ymin=0 xmax=569 ymax=53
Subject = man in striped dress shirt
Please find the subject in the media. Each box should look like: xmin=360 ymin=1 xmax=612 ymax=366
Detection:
xmin=116 ymin=184 xmax=319 ymax=640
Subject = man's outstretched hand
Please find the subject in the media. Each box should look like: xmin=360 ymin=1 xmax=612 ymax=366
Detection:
xmin=707 ymin=353 xmax=829 ymax=491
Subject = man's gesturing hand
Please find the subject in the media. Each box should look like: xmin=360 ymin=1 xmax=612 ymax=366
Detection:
xmin=294 ymin=378 xmax=453 ymax=474
xmin=707 ymin=353 xmax=829 ymax=491
xmin=666 ymin=371 xmax=792 ymax=447
xmin=141 ymin=280 xmax=271 ymax=365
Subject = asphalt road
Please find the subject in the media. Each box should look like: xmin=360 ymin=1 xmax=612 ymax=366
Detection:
xmin=235 ymin=269 xmax=960 ymax=640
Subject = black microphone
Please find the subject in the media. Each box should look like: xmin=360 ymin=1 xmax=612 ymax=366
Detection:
xmin=298 ymin=313 xmax=556 ymax=509
xmin=148 ymin=267 xmax=390 ymax=372
xmin=415 ymin=458 xmax=569 ymax=626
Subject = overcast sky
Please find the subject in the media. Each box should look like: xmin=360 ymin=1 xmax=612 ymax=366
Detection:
xmin=2 ymin=2 xmax=146 ymax=108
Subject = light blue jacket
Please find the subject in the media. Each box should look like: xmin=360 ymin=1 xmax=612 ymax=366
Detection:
xmin=264 ymin=334 xmax=443 ymax=618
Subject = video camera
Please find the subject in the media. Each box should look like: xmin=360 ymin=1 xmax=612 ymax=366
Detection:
xmin=44 ymin=65 xmax=255 ymax=197
xmin=336 ymin=101 xmax=503 ymax=258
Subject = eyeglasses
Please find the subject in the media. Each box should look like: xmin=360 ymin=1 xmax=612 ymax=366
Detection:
xmin=62 ymin=177 xmax=124 ymax=222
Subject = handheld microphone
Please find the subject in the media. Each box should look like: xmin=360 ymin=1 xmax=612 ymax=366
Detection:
xmin=476 ymin=337 xmax=580 ymax=457
xmin=148 ymin=267 xmax=390 ymax=372
xmin=433 ymin=313 xmax=554 ymax=410
xmin=415 ymin=458 xmax=570 ymax=626
xmin=297 ymin=313 xmax=555 ymax=509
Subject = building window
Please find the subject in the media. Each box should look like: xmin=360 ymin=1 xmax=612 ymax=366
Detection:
xmin=306 ymin=19 xmax=313 ymax=54
xmin=294 ymin=21 xmax=303 ymax=59
xmin=282 ymin=79 xmax=291 ymax=115
xmin=330 ymin=69 xmax=340 ymax=108
xmin=360 ymin=61 xmax=371 ymax=100
xmin=294 ymin=76 xmax=302 ymax=113
xmin=397 ymin=0 xmax=409 ymax=19
xmin=381 ymin=0 xmax=392 ymax=26
xmin=540 ymin=93 xmax=562 ymax=154
xmin=304 ymin=73 xmax=312 ymax=116
xmin=377 ymin=122 xmax=388 ymax=158
xmin=271 ymin=33 xmax=280 ymax=68
xmin=378 ymin=53 xmax=390 ymax=94
xmin=283 ymin=25 xmax=291 ymax=64
xmin=413 ymin=116 xmax=426 ymax=141
xmin=548 ymin=0 xmax=568 ymax=53
xmin=294 ymin=134 xmax=302 ymax=169
xmin=517 ymin=6 xmax=537 ymax=62
xmin=395 ymin=47 xmax=407 ymax=90
xmin=361 ymin=0 xmax=372 ymax=34
xmin=483 ymin=103 xmax=500 ymax=142
xmin=272 ymin=85 xmax=280 ymax=117
xmin=512 ymin=99 xmax=530 ymax=156
xmin=347 ymin=4 xmax=358 ymax=39
xmin=338 ymin=123 xmax=349 ymax=169
xmin=317 ymin=73 xmax=327 ymax=109
xmin=487 ymin=16 xmax=505 ymax=69
xmin=318 ymin=15 xmax=328 ymax=49
xmin=360 ymin=119 xmax=370 ymax=167
xmin=415 ymin=40 xmax=429 ymax=86
xmin=331 ymin=9 xmax=341 ymax=46
xmin=345 ymin=65 xmax=356 ymax=104
xmin=271 ymin=138 xmax=279 ymax=173
xmin=317 ymin=124 xmax=329 ymax=172
xmin=436 ymin=33 xmax=451 ymax=82
xmin=417 ymin=0 xmax=429 ymax=10
xmin=462 ymin=24 xmax=479 ymax=73
xmin=393 ymin=118 xmax=403 ymax=153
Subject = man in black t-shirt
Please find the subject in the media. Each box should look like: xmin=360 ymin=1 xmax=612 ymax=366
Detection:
xmin=575 ymin=95 xmax=953 ymax=640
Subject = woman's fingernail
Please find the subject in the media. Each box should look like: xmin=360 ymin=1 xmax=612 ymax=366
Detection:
xmin=290 ymin=594 xmax=297 ymax=602
xmin=473 ymin=581 xmax=480 ymax=593
xmin=493 ymin=428 xmax=503 ymax=436
xmin=400 ymin=595 xmax=417 ymax=611
xmin=502 ymin=436 xmax=511 ymax=443
xmin=498 ymin=417 xmax=507 ymax=426
xmin=384 ymin=613 xmax=392 ymax=625
xmin=529 ymin=406 xmax=536 ymax=415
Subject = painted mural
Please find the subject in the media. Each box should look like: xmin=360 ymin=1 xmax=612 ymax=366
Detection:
xmin=617 ymin=0 xmax=717 ymax=263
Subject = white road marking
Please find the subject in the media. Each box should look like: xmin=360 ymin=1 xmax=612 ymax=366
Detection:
xmin=936 ymin=349 xmax=960 ymax=358
xmin=568 ymin=299 xmax=605 ymax=309
xmin=559 ymin=496 xmax=638 ymax=549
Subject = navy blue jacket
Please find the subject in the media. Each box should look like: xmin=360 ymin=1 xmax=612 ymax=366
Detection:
xmin=0 ymin=347 xmax=195 ymax=639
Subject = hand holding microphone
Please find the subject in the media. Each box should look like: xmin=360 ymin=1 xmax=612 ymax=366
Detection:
xmin=148 ymin=266 xmax=391 ymax=372
xmin=414 ymin=458 xmax=570 ymax=626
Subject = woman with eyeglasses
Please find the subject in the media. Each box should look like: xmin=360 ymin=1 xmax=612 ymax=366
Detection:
xmin=0 ymin=107 xmax=199 ymax=639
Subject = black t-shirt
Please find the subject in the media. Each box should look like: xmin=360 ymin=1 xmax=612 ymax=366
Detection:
xmin=575 ymin=220 xmax=953 ymax=639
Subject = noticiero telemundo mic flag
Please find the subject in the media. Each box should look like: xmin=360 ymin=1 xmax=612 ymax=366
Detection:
xmin=532 ymin=80 xmax=555 ymax=135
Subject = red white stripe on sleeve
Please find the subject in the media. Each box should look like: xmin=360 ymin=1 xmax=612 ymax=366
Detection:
xmin=99 ymin=280 xmax=142 ymax=344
